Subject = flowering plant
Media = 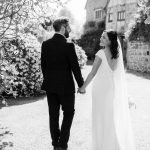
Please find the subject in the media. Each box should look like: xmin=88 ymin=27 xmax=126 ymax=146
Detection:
xmin=74 ymin=44 xmax=87 ymax=68
xmin=0 ymin=33 xmax=87 ymax=98
xmin=0 ymin=33 xmax=43 ymax=97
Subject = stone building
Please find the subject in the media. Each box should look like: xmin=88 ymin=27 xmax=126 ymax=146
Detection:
xmin=105 ymin=0 xmax=138 ymax=65
xmin=85 ymin=0 xmax=138 ymax=33
xmin=106 ymin=0 xmax=138 ymax=34
xmin=85 ymin=0 xmax=110 ymax=23
xmin=85 ymin=0 xmax=138 ymax=64
xmin=106 ymin=0 xmax=150 ymax=73
xmin=85 ymin=0 xmax=150 ymax=73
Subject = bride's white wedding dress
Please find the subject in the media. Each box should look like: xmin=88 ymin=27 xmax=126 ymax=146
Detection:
xmin=92 ymin=49 xmax=135 ymax=150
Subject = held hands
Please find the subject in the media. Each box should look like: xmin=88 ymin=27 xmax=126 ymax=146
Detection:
xmin=77 ymin=86 xmax=86 ymax=94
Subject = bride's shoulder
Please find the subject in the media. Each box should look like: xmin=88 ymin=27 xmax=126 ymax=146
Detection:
xmin=96 ymin=49 xmax=104 ymax=57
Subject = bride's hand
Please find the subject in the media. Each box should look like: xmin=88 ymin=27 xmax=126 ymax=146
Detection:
xmin=78 ymin=87 xmax=86 ymax=94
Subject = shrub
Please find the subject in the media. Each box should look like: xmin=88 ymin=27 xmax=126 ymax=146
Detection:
xmin=77 ymin=21 xmax=105 ymax=60
xmin=75 ymin=44 xmax=87 ymax=68
xmin=0 ymin=33 xmax=87 ymax=98
xmin=0 ymin=33 xmax=43 ymax=97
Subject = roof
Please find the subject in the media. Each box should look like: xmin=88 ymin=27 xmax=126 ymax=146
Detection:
xmin=108 ymin=0 xmax=138 ymax=7
xmin=108 ymin=0 xmax=125 ymax=7
xmin=85 ymin=0 xmax=110 ymax=9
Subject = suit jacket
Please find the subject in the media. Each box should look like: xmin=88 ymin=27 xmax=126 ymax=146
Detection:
xmin=41 ymin=33 xmax=84 ymax=94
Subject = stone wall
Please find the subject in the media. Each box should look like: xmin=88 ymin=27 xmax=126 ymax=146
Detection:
xmin=127 ymin=41 xmax=150 ymax=73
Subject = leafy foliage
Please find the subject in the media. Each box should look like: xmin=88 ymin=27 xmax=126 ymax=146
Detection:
xmin=0 ymin=0 xmax=70 ymax=100
xmin=0 ymin=0 xmax=86 ymax=100
xmin=75 ymin=44 xmax=87 ymax=68
xmin=0 ymin=34 xmax=87 ymax=98
xmin=125 ymin=0 xmax=150 ymax=42
xmin=77 ymin=21 xmax=105 ymax=59
xmin=0 ymin=33 xmax=42 ymax=97
xmin=0 ymin=0 xmax=69 ymax=40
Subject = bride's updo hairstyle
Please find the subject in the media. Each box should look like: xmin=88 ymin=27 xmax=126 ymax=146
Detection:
xmin=106 ymin=30 xmax=119 ymax=59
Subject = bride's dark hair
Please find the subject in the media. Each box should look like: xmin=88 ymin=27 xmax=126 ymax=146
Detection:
xmin=106 ymin=30 xmax=119 ymax=59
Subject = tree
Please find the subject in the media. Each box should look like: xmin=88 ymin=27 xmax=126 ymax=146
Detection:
xmin=0 ymin=0 xmax=69 ymax=102
xmin=0 ymin=0 xmax=69 ymax=40
xmin=78 ymin=21 xmax=105 ymax=60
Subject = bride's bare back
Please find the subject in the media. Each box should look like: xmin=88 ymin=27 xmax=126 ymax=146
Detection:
xmin=103 ymin=48 xmax=118 ymax=71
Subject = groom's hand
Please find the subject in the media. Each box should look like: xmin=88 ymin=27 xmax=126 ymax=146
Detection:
xmin=77 ymin=87 xmax=86 ymax=94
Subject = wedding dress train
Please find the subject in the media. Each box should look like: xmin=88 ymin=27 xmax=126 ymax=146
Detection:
xmin=92 ymin=49 xmax=135 ymax=150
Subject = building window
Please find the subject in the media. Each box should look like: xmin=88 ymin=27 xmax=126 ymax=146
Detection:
xmin=95 ymin=9 xmax=103 ymax=20
xmin=108 ymin=13 xmax=113 ymax=22
xmin=147 ymin=51 xmax=150 ymax=55
xmin=117 ymin=11 xmax=125 ymax=21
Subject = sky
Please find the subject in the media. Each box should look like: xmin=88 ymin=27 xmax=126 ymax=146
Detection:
xmin=56 ymin=0 xmax=87 ymax=37
xmin=66 ymin=0 xmax=87 ymax=25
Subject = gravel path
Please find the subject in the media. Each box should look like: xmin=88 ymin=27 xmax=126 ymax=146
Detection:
xmin=0 ymin=66 xmax=150 ymax=150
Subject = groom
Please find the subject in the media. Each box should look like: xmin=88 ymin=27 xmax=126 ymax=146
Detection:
xmin=41 ymin=17 xmax=84 ymax=150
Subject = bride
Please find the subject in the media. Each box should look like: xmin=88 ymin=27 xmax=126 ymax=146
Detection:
xmin=78 ymin=30 xmax=135 ymax=150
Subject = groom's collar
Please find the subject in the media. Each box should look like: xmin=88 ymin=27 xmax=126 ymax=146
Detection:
xmin=55 ymin=32 xmax=66 ymax=39
xmin=54 ymin=32 xmax=67 ymax=42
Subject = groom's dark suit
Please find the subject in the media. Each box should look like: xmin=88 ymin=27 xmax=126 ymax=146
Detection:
xmin=41 ymin=33 xmax=84 ymax=149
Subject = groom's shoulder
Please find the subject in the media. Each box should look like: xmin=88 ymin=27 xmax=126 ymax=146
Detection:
xmin=43 ymin=38 xmax=52 ymax=44
xmin=66 ymin=42 xmax=75 ymax=49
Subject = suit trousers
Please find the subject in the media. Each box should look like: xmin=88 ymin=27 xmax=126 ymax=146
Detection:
xmin=46 ymin=92 xmax=75 ymax=149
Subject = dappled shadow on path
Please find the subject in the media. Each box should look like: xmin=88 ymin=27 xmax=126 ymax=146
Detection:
xmin=0 ymin=125 xmax=13 ymax=150
xmin=0 ymin=94 xmax=46 ymax=109
xmin=126 ymin=69 xmax=150 ymax=80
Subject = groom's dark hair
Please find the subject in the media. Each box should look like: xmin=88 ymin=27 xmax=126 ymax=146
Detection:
xmin=53 ymin=17 xmax=69 ymax=32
